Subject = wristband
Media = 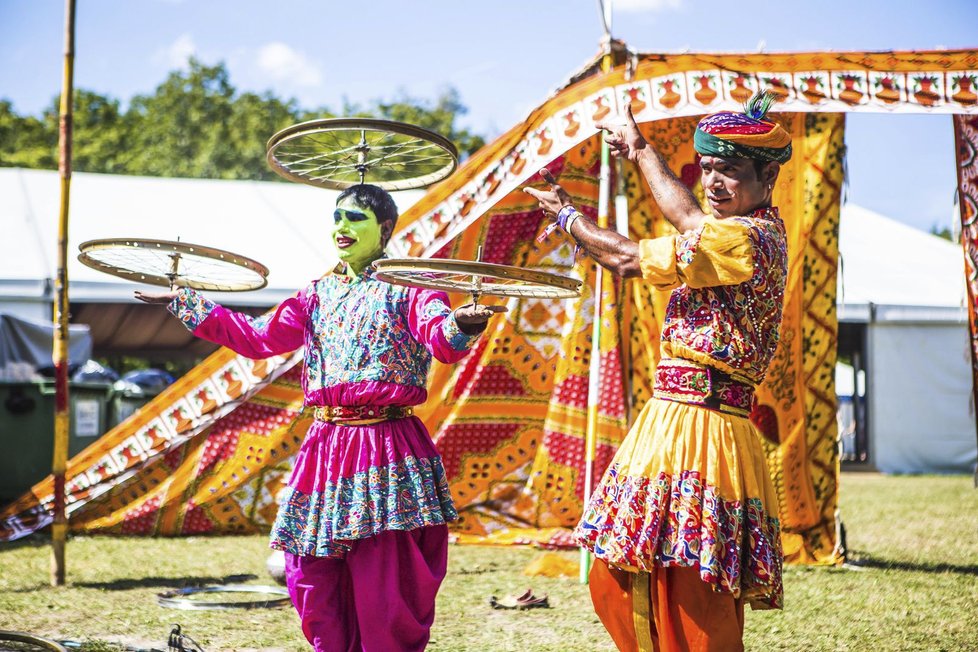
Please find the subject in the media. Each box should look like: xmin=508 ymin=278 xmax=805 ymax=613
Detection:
xmin=556 ymin=205 xmax=578 ymax=230
xmin=564 ymin=211 xmax=581 ymax=236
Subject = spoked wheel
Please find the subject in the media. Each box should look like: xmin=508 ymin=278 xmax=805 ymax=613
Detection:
xmin=266 ymin=118 xmax=458 ymax=190
xmin=157 ymin=584 xmax=291 ymax=610
xmin=78 ymin=238 xmax=269 ymax=291
xmin=372 ymin=259 xmax=581 ymax=302
xmin=0 ymin=631 xmax=67 ymax=652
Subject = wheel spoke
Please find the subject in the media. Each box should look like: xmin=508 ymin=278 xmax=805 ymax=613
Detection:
xmin=267 ymin=118 xmax=458 ymax=190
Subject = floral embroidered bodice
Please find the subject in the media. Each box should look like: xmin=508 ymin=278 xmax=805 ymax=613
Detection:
xmin=638 ymin=207 xmax=788 ymax=384
xmin=168 ymin=267 xmax=478 ymax=405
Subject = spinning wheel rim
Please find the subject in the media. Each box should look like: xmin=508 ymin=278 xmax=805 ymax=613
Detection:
xmin=77 ymin=238 xmax=269 ymax=292
xmin=0 ymin=630 xmax=68 ymax=652
xmin=266 ymin=118 xmax=459 ymax=191
xmin=372 ymin=258 xmax=581 ymax=299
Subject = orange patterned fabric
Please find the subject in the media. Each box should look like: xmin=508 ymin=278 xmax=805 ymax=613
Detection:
xmin=0 ymin=346 xmax=308 ymax=539
xmin=417 ymin=111 xmax=845 ymax=565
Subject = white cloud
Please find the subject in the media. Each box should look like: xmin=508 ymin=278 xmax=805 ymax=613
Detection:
xmin=154 ymin=34 xmax=197 ymax=68
xmin=614 ymin=0 xmax=683 ymax=12
xmin=256 ymin=42 xmax=322 ymax=87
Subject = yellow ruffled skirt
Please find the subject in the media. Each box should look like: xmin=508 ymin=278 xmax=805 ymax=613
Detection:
xmin=575 ymin=396 xmax=783 ymax=609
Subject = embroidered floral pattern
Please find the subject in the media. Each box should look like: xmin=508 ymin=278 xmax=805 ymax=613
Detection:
xmin=270 ymin=454 xmax=458 ymax=558
xmin=675 ymin=226 xmax=704 ymax=265
xmin=441 ymin=312 xmax=481 ymax=351
xmin=305 ymin=274 xmax=437 ymax=390
xmin=654 ymin=358 xmax=755 ymax=417
xmin=576 ymin=466 xmax=783 ymax=609
xmin=663 ymin=207 xmax=787 ymax=384
xmin=168 ymin=287 xmax=216 ymax=331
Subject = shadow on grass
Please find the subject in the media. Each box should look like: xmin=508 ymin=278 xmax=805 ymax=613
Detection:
xmin=75 ymin=573 xmax=259 ymax=590
xmin=846 ymin=551 xmax=978 ymax=576
xmin=12 ymin=573 xmax=259 ymax=593
xmin=0 ymin=533 xmax=52 ymax=551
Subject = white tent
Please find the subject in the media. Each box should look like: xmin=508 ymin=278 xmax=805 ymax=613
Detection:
xmin=1 ymin=167 xmax=424 ymax=310
xmin=0 ymin=168 xmax=422 ymax=355
xmin=837 ymin=203 xmax=977 ymax=474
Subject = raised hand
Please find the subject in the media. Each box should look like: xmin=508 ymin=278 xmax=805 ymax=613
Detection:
xmin=523 ymin=168 xmax=573 ymax=217
xmin=134 ymin=289 xmax=180 ymax=304
xmin=594 ymin=102 xmax=647 ymax=163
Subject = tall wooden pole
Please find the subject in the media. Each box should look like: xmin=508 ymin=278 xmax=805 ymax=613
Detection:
xmin=51 ymin=0 xmax=77 ymax=587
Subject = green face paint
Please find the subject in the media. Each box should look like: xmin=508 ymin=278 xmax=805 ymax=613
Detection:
xmin=329 ymin=197 xmax=385 ymax=274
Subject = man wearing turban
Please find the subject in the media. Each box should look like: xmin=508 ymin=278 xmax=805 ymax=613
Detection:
xmin=525 ymin=93 xmax=790 ymax=652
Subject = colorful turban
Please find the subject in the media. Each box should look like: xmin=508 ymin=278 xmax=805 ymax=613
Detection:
xmin=693 ymin=92 xmax=792 ymax=164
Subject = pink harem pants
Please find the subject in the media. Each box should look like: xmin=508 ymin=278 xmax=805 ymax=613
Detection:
xmin=284 ymin=525 xmax=449 ymax=652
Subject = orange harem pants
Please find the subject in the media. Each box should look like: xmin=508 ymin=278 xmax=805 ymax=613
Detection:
xmin=589 ymin=559 xmax=745 ymax=652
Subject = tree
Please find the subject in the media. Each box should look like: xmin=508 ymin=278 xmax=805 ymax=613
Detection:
xmin=929 ymin=222 xmax=958 ymax=243
xmin=346 ymin=88 xmax=485 ymax=158
xmin=125 ymin=58 xmax=239 ymax=178
xmin=0 ymin=99 xmax=56 ymax=169
xmin=226 ymin=91 xmax=304 ymax=180
xmin=49 ymin=90 xmax=130 ymax=173
xmin=2 ymin=61 xmax=485 ymax=179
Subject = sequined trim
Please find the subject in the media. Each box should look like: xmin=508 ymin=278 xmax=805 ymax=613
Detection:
xmin=576 ymin=466 xmax=783 ymax=609
xmin=167 ymin=287 xmax=216 ymax=332
xmin=269 ymin=455 xmax=458 ymax=558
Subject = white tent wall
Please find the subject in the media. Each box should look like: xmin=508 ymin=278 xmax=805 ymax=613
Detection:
xmin=867 ymin=321 xmax=977 ymax=473
xmin=836 ymin=203 xmax=978 ymax=474
xmin=0 ymin=167 xmax=424 ymax=308
xmin=0 ymin=168 xmax=424 ymax=355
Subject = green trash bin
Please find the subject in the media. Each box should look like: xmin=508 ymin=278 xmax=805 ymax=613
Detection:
xmin=108 ymin=386 xmax=157 ymax=428
xmin=0 ymin=380 xmax=114 ymax=505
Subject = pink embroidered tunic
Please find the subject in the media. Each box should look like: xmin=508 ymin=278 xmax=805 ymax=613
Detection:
xmin=575 ymin=207 xmax=789 ymax=609
xmin=168 ymin=267 xmax=478 ymax=558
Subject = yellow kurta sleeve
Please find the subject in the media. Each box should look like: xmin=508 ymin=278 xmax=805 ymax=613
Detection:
xmin=638 ymin=217 xmax=754 ymax=289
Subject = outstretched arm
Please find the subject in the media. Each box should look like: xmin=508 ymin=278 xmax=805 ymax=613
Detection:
xmin=136 ymin=287 xmax=307 ymax=359
xmin=524 ymin=169 xmax=642 ymax=278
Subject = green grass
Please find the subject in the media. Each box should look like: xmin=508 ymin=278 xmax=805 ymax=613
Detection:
xmin=1 ymin=473 xmax=976 ymax=651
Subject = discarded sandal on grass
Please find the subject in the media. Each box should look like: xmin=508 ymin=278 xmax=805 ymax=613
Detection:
xmin=489 ymin=588 xmax=550 ymax=610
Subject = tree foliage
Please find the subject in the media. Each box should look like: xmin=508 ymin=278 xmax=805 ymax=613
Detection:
xmin=0 ymin=59 xmax=485 ymax=180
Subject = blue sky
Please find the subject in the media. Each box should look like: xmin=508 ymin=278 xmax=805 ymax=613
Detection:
xmin=2 ymin=0 xmax=976 ymax=233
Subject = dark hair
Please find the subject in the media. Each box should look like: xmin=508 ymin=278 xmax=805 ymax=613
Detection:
xmin=336 ymin=184 xmax=399 ymax=226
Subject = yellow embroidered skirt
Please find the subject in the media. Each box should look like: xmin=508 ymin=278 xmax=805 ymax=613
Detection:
xmin=575 ymin=396 xmax=783 ymax=609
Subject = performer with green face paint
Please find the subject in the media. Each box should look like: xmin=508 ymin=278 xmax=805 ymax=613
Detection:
xmin=137 ymin=184 xmax=503 ymax=651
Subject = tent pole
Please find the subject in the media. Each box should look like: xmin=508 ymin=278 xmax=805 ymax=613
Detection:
xmin=581 ymin=33 xmax=615 ymax=584
xmin=51 ymin=0 xmax=76 ymax=587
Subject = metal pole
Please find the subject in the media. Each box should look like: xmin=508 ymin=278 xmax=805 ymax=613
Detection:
xmin=51 ymin=0 xmax=76 ymax=587
xmin=580 ymin=41 xmax=615 ymax=585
